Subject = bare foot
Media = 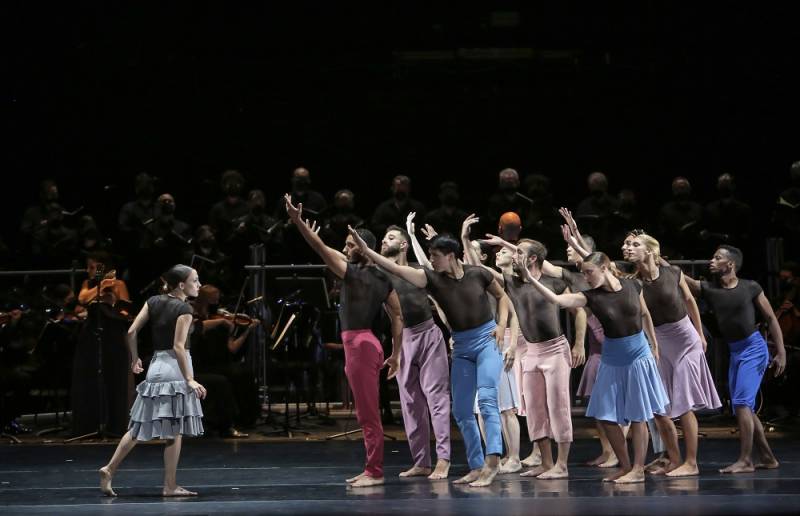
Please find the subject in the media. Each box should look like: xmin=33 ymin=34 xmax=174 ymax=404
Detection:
xmin=399 ymin=465 xmax=432 ymax=478
xmin=520 ymin=465 xmax=547 ymax=477
xmin=665 ymin=462 xmax=699 ymax=477
xmin=351 ymin=475 xmax=384 ymax=487
xmin=598 ymin=455 xmax=620 ymax=468
xmin=428 ymin=459 xmax=450 ymax=480
xmin=719 ymin=460 xmax=755 ymax=474
xmin=469 ymin=463 xmax=500 ymax=487
xmin=586 ymin=452 xmax=612 ymax=466
xmin=521 ymin=449 xmax=542 ymax=467
xmin=537 ymin=464 xmax=569 ymax=480
xmin=99 ymin=467 xmax=116 ymax=497
xmin=346 ymin=472 xmax=366 ymax=484
xmin=754 ymin=459 xmax=779 ymax=470
xmin=614 ymin=467 xmax=645 ymax=484
xmin=645 ymin=456 xmax=669 ymax=473
xmin=499 ymin=458 xmax=522 ymax=474
xmin=162 ymin=486 xmax=198 ymax=496
xmin=602 ymin=468 xmax=631 ymax=482
xmin=453 ymin=469 xmax=481 ymax=484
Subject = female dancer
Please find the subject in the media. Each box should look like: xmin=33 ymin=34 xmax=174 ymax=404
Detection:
xmin=517 ymin=251 xmax=673 ymax=483
xmin=99 ymin=264 xmax=206 ymax=497
xmin=622 ymin=230 xmax=721 ymax=476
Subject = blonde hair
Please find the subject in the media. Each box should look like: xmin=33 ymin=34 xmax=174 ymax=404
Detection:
xmin=625 ymin=231 xmax=661 ymax=279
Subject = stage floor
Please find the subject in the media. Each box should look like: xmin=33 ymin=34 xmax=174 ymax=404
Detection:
xmin=1 ymin=438 xmax=799 ymax=515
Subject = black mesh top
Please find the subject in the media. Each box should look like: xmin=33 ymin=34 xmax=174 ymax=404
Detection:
xmin=582 ymin=278 xmax=643 ymax=339
xmin=699 ymin=279 xmax=764 ymax=342
xmin=339 ymin=263 xmax=393 ymax=331
xmin=424 ymin=265 xmax=495 ymax=332
xmin=504 ymin=273 xmax=567 ymax=343
xmin=385 ymin=264 xmax=433 ymax=328
xmin=147 ymin=294 xmax=194 ymax=351
xmin=641 ymin=265 xmax=688 ymax=327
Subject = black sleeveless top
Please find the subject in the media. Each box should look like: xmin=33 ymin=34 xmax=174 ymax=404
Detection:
xmin=699 ymin=279 xmax=764 ymax=342
xmin=147 ymin=294 xmax=194 ymax=351
xmin=582 ymin=278 xmax=643 ymax=339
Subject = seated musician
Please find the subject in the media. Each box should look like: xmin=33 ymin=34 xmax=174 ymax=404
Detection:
xmin=191 ymin=285 xmax=260 ymax=435
xmin=78 ymin=251 xmax=131 ymax=315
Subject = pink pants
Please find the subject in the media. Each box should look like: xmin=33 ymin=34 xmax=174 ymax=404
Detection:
xmin=342 ymin=329 xmax=384 ymax=478
xmin=397 ymin=319 xmax=451 ymax=468
xmin=522 ymin=335 xmax=573 ymax=443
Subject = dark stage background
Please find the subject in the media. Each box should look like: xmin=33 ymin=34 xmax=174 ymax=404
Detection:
xmin=4 ymin=2 xmax=798 ymax=269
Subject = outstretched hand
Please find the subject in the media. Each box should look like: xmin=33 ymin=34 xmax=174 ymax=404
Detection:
xmin=480 ymin=233 xmax=506 ymax=247
xmin=347 ymin=225 xmax=369 ymax=252
xmin=383 ymin=354 xmax=400 ymax=380
xmin=421 ymin=224 xmax=438 ymax=240
xmin=284 ymin=194 xmax=302 ymax=222
xmin=461 ymin=213 xmax=479 ymax=240
xmin=559 ymin=207 xmax=580 ymax=236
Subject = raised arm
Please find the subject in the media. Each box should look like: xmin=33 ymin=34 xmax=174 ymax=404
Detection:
xmin=285 ymin=194 xmax=347 ymax=279
xmin=755 ymin=292 xmax=786 ymax=377
xmin=559 ymin=207 xmax=592 ymax=257
xmin=461 ymin=214 xmax=482 ymax=266
xmin=348 ymin=226 xmax=428 ymax=288
xmin=406 ymin=212 xmax=432 ymax=269
xmin=382 ymin=290 xmax=404 ymax=379
xmin=640 ymin=293 xmax=659 ymax=362
xmin=678 ymin=271 xmax=707 ymax=351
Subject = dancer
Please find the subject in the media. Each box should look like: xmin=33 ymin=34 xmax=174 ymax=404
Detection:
xmin=621 ymin=230 xmax=722 ymax=476
xmin=99 ymin=265 xmax=206 ymax=497
xmin=348 ymin=225 xmax=514 ymax=488
xmin=480 ymin=234 xmax=586 ymax=479
xmin=285 ymin=194 xmax=403 ymax=487
xmin=517 ymin=251 xmax=672 ymax=483
xmin=684 ymin=245 xmax=786 ymax=473
xmin=380 ymin=224 xmax=451 ymax=480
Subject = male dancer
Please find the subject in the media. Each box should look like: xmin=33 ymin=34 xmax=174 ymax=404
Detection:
xmin=685 ymin=245 xmax=786 ymax=473
xmin=348 ymin=226 xmax=514 ymax=487
xmin=480 ymin=235 xmax=586 ymax=478
xmin=285 ymin=195 xmax=403 ymax=487
xmin=380 ymin=225 xmax=451 ymax=480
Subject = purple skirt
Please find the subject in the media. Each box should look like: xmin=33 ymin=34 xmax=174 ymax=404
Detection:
xmin=655 ymin=316 xmax=722 ymax=418
xmin=576 ymin=314 xmax=604 ymax=398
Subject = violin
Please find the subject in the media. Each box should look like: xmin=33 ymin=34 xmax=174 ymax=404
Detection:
xmin=210 ymin=308 xmax=260 ymax=327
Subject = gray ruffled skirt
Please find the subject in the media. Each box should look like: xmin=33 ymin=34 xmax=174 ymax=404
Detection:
xmin=128 ymin=350 xmax=204 ymax=441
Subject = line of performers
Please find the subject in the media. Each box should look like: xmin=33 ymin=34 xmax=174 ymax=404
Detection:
xmin=97 ymin=194 xmax=786 ymax=496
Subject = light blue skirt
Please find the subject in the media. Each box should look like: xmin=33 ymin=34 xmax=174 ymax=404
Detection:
xmin=586 ymin=331 xmax=669 ymax=425
xmin=128 ymin=350 xmax=204 ymax=441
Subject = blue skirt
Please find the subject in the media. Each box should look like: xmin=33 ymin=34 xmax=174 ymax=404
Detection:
xmin=586 ymin=331 xmax=669 ymax=425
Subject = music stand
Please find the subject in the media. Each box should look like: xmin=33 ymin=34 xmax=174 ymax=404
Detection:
xmin=262 ymin=276 xmax=330 ymax=437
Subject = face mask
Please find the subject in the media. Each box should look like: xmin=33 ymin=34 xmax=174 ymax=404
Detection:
xmin=499 ymin=183 xmax=516 ymax=193
xmin=223 ymin=182 xmax=242 ymax=196
xmin=394 ymin=191 xmax=409 ymax=202
xmin=292 ymin=178 xmax=310 ymax=191
xmin=160 ymin=203 xmax=175 ymax=215
xmin=251 ymin=204 xmax=264 ymax=216
xmin=441 ymin=192 xmax=458 ymax=205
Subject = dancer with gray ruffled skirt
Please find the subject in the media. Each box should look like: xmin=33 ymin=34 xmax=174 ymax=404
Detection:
xmin=99 ymin=264 xmax=207 ymax=497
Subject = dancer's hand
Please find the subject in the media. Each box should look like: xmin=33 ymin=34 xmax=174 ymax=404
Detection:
xmin=494 ymin=325 xmax=506 ymax=351
xmin=461 ymin=214 xmax=479 ymax=240
xmin=480 ymin=233 xmax=505 ymax=247
xmin=421 ymin=224 xmax=438 ymax=240
xmin=383 ymin=354 xmax=400 ymax=380
xmin=284 ymin=194 xmax=302 ymax=223
xmin=651 ymin=345 xmax=660 ymax=363
xmin=700 ymin=334 xmax=708 ymax=353
xmin=307 ymin=219 xmax=321 ymax=235
xmin=571 ymin=344 xmax=586 ymax=368
xmin=503 ymin=343 xmax=516 ymax=371
xmin=347 ymin=225 xmax=369 ymax=253
xmin=187 ymin=379 xmax=207 ymax=400
xmin=131 ymin=357 xmax=143 ymax=374
xmin=770 ymin=350 xmax=786 ymax=377
xmin=558 ymin=207 xmax=580 ymax=237
xmin=406 ymin=212 xmax=417 ymax=235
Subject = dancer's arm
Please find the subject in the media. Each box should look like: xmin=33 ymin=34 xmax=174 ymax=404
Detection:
xmin=285 ymin=194 xmax=347 ymax=279
xmin=568 ymin=299 xmax=587 ymax=367
xmin=461 ymin=214 xmax=482 ymax=265
xmin=348 ymin=226 xmax=428 ymax=288
xmin=559 ymin=207 xmax=592 ymax=257
xmin=678 ymin=271 xmax=707 ymax=351
xmin=406 ymin=212 xmax=432 ymax=269
xmin=516 ymin=257 xmax=588 ymax=308
xmin=640 ymin=294 xmax=660 ymax=362
xmin=126 ymin=302 xmax=150 ymax=374
xmin=383 ymin=290 xmax=404 ymax=379
xmin=504 ymin=300 xmax=519 ymax=371
xmin=755 ymin=292 xmax=786 ymax=377
xmin=487 ymin=279 xmax=512 ymax=351
xmin=174 ymin=313 xmax=207 ymax=399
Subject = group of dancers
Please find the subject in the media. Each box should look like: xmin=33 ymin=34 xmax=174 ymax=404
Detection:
xmin=98 ymin=194 xmax=787 ymax=496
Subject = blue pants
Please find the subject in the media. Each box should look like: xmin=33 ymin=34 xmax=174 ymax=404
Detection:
xmin=451 ymin=320 xmax=503 ymax=470
xmin=728 ymin=331 xmax=769 ymax=411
